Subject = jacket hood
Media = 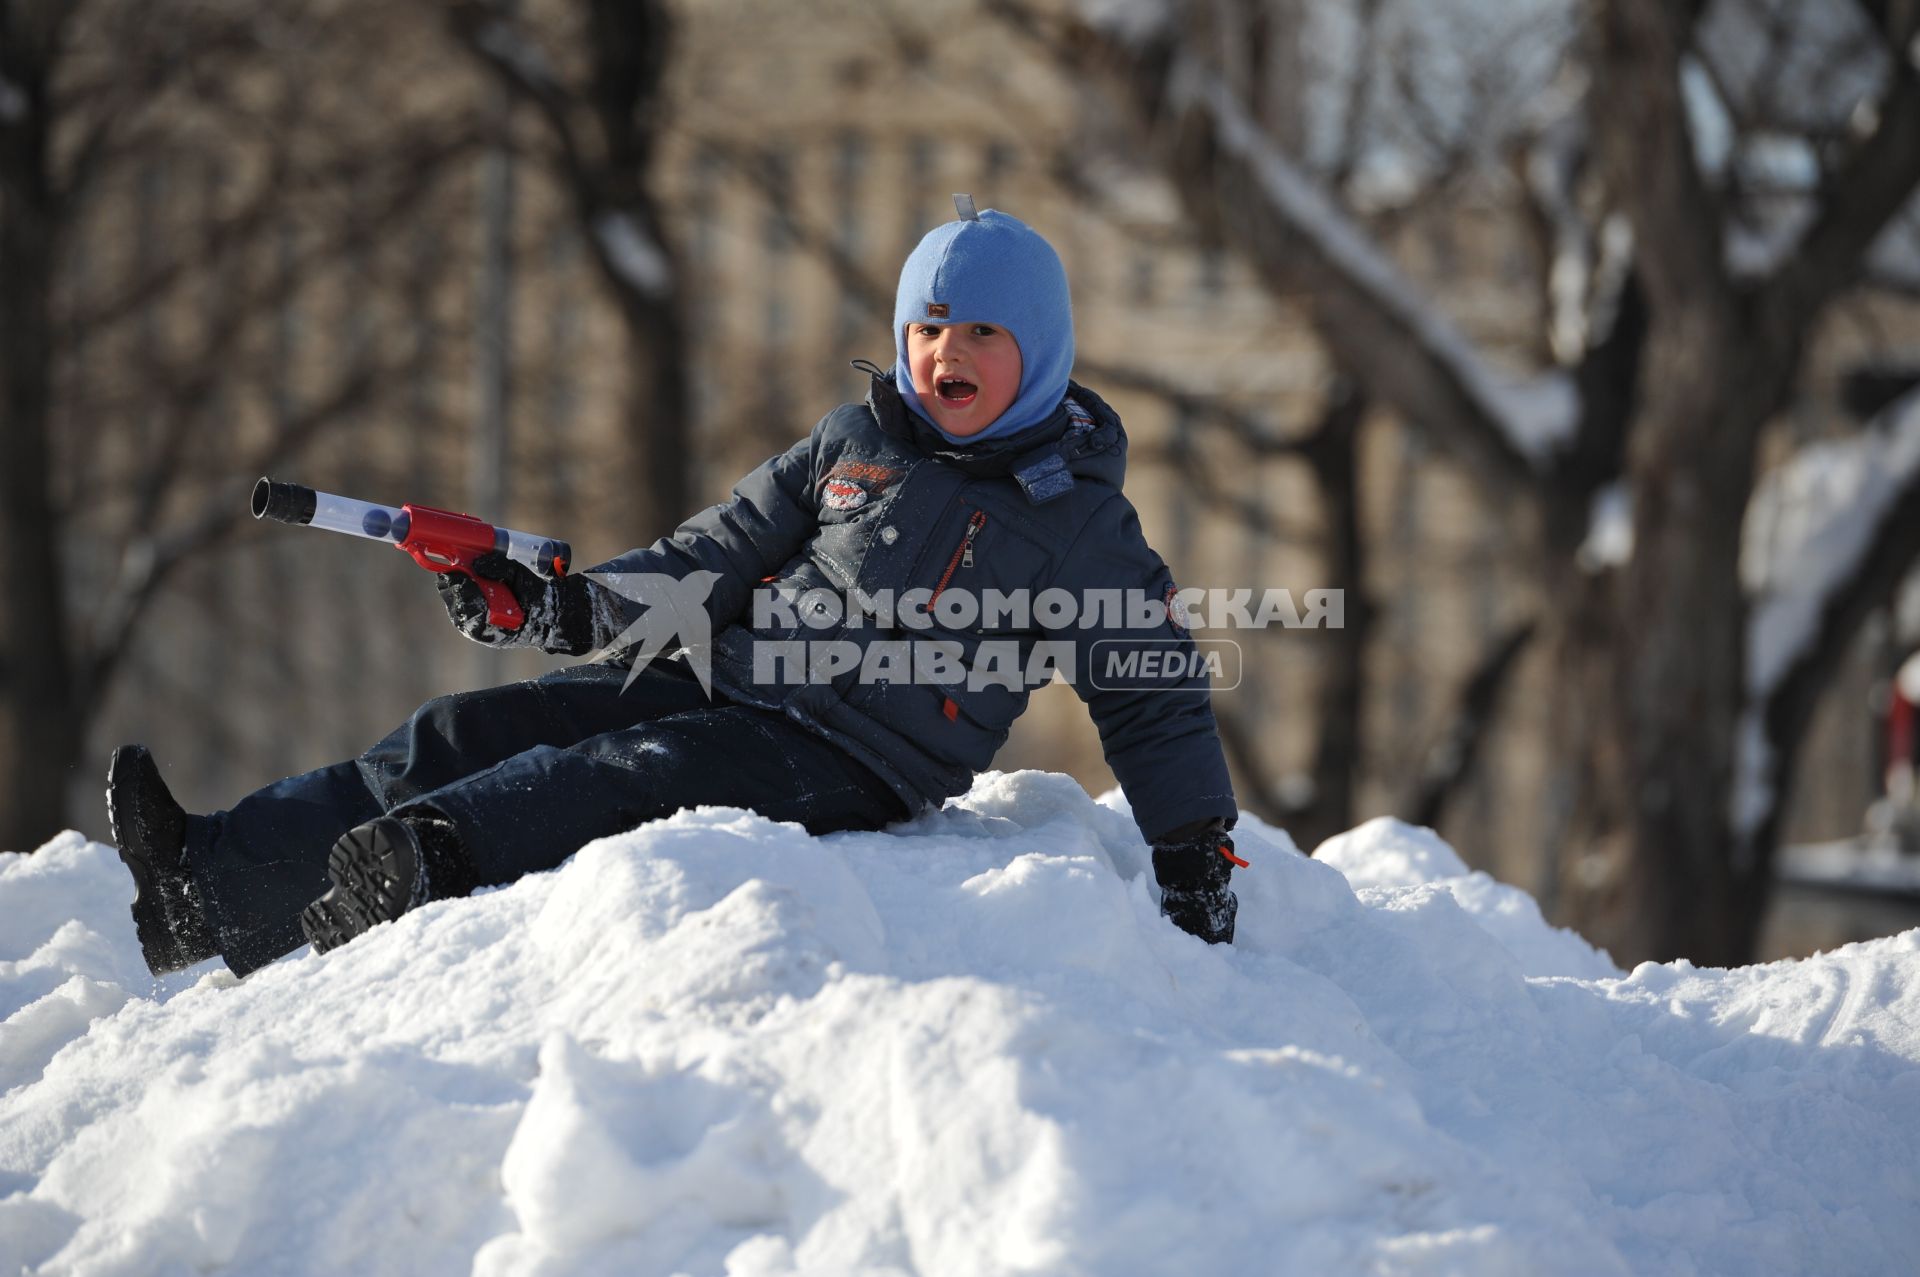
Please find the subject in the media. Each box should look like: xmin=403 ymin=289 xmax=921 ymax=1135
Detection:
xmin=863 ymin=369 xmax=1127 ymax=501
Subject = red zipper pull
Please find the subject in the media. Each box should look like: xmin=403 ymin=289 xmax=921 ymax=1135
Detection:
xmin=928 ymin=511 xmax=988 ymax=609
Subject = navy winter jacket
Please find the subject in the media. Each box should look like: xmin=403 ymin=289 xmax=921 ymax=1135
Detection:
xmin=581 ymin=372 xmax=1238 ymax=843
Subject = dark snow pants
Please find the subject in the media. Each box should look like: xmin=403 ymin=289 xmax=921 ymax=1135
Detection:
xmin=183 ymin=659 xmax=909 ymax=975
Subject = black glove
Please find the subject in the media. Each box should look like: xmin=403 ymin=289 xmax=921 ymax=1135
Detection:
xmin=1152 ymin=817 xmax=1239 ymax=945
xmin=436 ymin=551 xmax=597 ymax=655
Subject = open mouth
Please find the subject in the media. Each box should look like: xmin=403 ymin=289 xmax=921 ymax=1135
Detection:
xmin=936 ymin=376 xmax=979 ymax=406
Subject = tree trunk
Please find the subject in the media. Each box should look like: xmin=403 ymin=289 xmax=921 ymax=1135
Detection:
xmin=613 ymin=271 xmax=691 ymax=543
xmin=1553 ymin=0 xmax=1803 ymax=966
xmin=1288 ymin=377 xmax=1368 ymax=852
xmin=0 ymin=18 xmax=82 ymax=851
xmin=586 ymin=0 xmax=690 ymax=545
xmin=449 ymin=0 xmax=692 ymax=545
xmin=1553 ymin=307 xmax=1794 ymax=965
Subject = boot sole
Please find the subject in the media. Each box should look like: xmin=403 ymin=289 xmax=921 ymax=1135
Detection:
xmin=299 ymin=819 xmax=416 ymax=954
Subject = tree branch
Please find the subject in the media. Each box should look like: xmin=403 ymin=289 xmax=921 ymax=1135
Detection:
xmin=51 ymin=8 xmax=273 ymax=207
xmin=987 ymin=0 xmax=1567 ymax=498
xmin=1213 ymin=699 xmax=1302 ymax=835
xmin=56 ymin=125 xmax=476 ymax=525
xmin=68 ymin=123 xmax=480 ymax=336
xmin=451 ymin=0 xmax=688 ymax=545
xmin=449 ymin=0 xmax=675 ymax=305
xmin=1400 ymin=620 xmax=1538 ymax=828
xmin=1764 ymin=35 xmax=1920 ymax=323
xmin=79 ymin=354 xmax=393 ymax=715
xmin=1594 ymin=0 xmax=1729 ymax=320
xmin=702 ymin=133 xmax=1309 ymax=458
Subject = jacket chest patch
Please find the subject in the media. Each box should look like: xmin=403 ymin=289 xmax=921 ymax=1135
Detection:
xmin=822 ymin=479 xmax=870 ymax=511
xmin=819 ymin=457 xmax=903 ymax=512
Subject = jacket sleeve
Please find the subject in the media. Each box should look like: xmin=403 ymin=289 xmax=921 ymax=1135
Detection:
xmin=1043 ymin=492 xmax=1238 ymax=843
xmin=579 ymin=423 xmax=821 ymax=642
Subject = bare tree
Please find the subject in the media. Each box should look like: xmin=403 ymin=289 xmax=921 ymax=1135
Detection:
xmin=448 ymin=0 xmax=691 ymax=547
xmin=993 ymin=0 xmax=1920 ymax=963
xmin=0 ymin=0 xmax=81 ymax=854
xmin=0 ymin=0 xmax=478 ymax=852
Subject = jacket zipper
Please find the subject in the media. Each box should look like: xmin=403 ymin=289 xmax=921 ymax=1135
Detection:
xmin=927 ymin=510 xmax=987 ymax=608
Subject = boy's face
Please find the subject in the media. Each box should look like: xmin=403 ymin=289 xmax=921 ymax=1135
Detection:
xmin=905 ymin=321 xmax=1023 ymax=437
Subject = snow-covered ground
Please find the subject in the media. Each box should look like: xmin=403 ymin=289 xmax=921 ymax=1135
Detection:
xmin=3 ymin=771 xmax=1917 ymax=1276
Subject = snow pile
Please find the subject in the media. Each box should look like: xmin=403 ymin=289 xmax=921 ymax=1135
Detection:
xmin=4 ymin=775 xmax=1920 ymax=1276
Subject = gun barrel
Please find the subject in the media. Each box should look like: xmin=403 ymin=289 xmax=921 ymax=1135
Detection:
xmin=250 ymin=478 xmax=318 ymax=526
xmin=251 ymin=478 xmax=411 ymax=544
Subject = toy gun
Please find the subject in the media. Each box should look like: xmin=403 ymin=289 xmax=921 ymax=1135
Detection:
xmin=251 ymin=477 xmax=571 ymax=631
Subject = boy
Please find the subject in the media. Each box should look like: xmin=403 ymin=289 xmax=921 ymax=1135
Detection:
xmin=107 ymin=198 xmax=1242 ymax=978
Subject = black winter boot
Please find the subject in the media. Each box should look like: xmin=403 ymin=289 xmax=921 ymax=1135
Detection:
xmin=107 ymin=745 xmax=220 ymax=974
xmin=299 ymin=814 xmax=469 ymax=954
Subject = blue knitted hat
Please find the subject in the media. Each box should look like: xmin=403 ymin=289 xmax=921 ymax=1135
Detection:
xmin=893 ymin=198 xmax=1074 ymax=443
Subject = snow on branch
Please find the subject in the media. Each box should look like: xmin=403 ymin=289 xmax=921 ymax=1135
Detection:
xmin=451 ymin=3 xmax=676 ymax=307
xmin=1075 ymin=0 xmax=1176 ymax=46
xmin=1175 ymin=68 xmax=1577 ymax=477
xmin=1743 ymin=394 xmax=1920 ymax=701
xmin=468 ymin=11 xmax=564 ymax=100
xmin=1734 ymin=387 xmax=1920 ymax=846
xmin=0 ymin=75 xmax=26 ymax=125
xmin=450 ymin=3 xmax=577 ymax=147
xmin=592 ymin=212 xmax=673 ymax=301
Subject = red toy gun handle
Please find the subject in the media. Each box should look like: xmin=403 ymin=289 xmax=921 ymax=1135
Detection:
xmin=397 ymin=504 xmax=525 ymax=631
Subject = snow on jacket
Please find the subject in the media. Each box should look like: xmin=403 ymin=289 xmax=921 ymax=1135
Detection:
xmin=581 ymin=371 xmax=1238 ymax=843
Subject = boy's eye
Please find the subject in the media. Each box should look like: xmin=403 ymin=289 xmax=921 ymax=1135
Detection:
xmin=971 ymin=325 xmax=997 ymax=337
